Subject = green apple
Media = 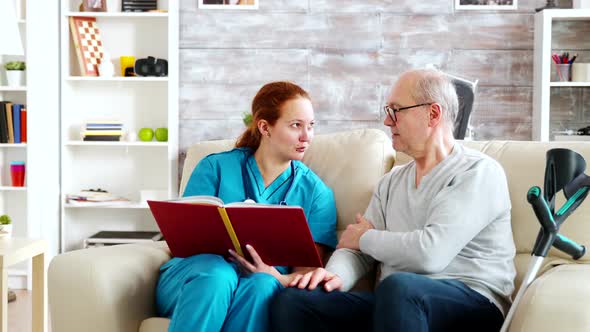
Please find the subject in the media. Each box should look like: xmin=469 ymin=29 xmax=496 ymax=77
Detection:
xmin=138 ymin=128 xmax=154 ymax=142
xmin=155 ymin=127 xmax=168 ymax=142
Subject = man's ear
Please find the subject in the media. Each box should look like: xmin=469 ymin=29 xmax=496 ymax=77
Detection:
xmin=428 ymin=103 xmax=443 ymax=127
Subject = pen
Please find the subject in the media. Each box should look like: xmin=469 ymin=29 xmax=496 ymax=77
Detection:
xmin=569 ymin=54 xmax=577 ymax=64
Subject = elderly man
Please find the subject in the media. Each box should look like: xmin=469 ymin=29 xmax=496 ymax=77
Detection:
xmin=270 ymin=69 xmax=516 ymax=332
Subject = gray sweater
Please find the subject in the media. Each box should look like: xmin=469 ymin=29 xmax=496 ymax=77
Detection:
xmin=326 ymin=144 xmax=516 ymax=315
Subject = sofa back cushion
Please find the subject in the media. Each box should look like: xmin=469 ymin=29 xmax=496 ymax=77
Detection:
xmin=180 ymin=129 xmax=396 ymax=236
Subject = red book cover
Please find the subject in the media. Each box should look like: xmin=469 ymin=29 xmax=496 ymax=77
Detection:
xmin=148 ymin=197 xmax=323 ymax=267
xmin=20 ymin=108 xmax=27 ymax=143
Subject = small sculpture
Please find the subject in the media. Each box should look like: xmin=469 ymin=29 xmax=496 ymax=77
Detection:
xmin=98 ymin=51 xmax=115 ymax=77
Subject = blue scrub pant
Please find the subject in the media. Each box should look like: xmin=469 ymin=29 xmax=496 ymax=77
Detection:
xmin=270 ymin=272 xmax=503 ymax=332
xmin=156 ymin=254 xmax=282 ymax=332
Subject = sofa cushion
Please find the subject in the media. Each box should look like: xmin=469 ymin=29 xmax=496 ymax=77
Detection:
xmin=180 ymin=129 xmax=395 ymax=235
xmin=510 ymin=264 xmax=590 ymax=332
xmin=139 ymin=318 xmax=170 ymax=332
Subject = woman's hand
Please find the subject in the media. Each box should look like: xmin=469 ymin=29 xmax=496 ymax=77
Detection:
xmin=229 ymin=244 xmax=283 ymax=281
xmin=288 ymin=267 xmax=343 ymax=292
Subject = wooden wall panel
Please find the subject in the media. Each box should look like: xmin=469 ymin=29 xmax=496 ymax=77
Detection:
xmin=383 ymin=14 xmax=533 ymax=50
xmin=180 ymin=49 xmax=309 ymax=84
xmin=552 ymin=21 xmax=590 ymax=50
xmin=180 ymin=13 xmax=381 ymax=50
xmin=180 ymin=0 xmax=307 ymax=13
xmin=310 ymin=0 xmax=451 ymax=14
xmin=446 ymin=50 xmax=534 ymax=86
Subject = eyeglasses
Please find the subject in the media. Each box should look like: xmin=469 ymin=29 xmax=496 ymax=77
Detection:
xmin=383 ymin=103 xmax=433 ymax=123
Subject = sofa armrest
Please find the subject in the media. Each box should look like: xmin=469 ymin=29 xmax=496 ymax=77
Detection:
xmin=49 ymin=242 xmax=171 ymax=332
xmin=510 ymin=264 xmax=590 ymax=332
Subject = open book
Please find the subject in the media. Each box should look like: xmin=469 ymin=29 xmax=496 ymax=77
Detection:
xmin=147 ymin=196 xmax=322 ymax=267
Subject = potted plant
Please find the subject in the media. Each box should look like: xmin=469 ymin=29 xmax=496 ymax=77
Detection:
xmin=0 ymin=214 xmax=12 ymax=237
xmin=3 ymin=61 xmax=26 ymax=87
xmin=242 ymin=112 xmax=253 ymax=127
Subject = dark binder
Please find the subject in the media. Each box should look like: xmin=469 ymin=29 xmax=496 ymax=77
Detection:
xmin=0 ymin=102 xmax=9 ymax=143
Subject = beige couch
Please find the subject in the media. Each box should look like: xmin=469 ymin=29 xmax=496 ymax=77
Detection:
xmin=48 ymin=129 xmax=590 ymax=332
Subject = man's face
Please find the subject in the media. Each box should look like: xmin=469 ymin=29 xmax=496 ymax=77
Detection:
xmin=383 ymin=74 xmax=430 ymax=155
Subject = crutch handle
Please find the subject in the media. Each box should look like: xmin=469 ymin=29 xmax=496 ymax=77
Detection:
xmin=554 ymin=234 xmax=586 ymax=260
xmin=527 ymin=186 xmax=557 ymax=232
xmin=528 ymin=186 xmax=558 ymax=257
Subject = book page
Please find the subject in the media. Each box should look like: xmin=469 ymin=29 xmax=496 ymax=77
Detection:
xmin=169 ymin=195 xmax=224 ymax=206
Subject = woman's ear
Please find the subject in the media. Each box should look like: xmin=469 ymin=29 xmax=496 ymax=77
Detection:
xmin=257 ymin=120 xmax=270 ymax=137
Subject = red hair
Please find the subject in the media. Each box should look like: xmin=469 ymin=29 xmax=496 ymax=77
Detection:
xmin=236 ymin=81 xmax=310 ymax=150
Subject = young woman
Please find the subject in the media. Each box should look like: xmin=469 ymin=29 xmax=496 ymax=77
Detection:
xmin=156 ymin=81 xmax=337 ymax=332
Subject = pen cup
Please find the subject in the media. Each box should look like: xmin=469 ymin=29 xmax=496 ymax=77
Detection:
xmin=10 ymin=161 xmax=25 ymax=187
xmin=555 ymin=63 xmax=572 ymax=82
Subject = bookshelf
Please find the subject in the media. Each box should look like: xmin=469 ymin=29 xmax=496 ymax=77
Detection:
xmin=59 ymin=0 xmax=179 ymax=251
xmin=533 ymin=9 xmax=590 ymax=141
xmin=0 ymin=0 xmax=28 ymax=289
xmin=0 ymin=0 xmax=60 ymax=289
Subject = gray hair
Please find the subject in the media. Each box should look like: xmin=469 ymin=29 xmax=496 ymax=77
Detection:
xmin=408 ymin=69 xmax=459 ymax=130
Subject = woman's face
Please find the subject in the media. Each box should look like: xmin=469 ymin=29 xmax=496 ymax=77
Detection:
xmin=265 ymin=97 xmax=315 ymax=161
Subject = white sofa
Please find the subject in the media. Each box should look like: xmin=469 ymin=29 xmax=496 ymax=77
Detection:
xmin=48 ymin=129 xmax=590 ymax=332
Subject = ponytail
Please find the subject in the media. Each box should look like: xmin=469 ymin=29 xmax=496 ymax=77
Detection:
xmin=235 ymin=123 xmax=261 ymax=150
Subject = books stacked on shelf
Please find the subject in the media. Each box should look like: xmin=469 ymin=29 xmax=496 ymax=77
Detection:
xmin=0 ymin=101 xmax=27 ymax=143
xmin=83 ymin=230 xmax=163 ymax=248
xmin=66 ymin=188 xmax=130 ymax=206
xmin=82 ymin=121 xmax=123 ymax=141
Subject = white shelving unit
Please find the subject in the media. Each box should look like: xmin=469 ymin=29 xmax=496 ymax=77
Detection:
xmin=59 ymin=0 xmax=178 ymax=251
xmin=0 ymin=0 xmax=30 ymax=288
xmin=533 ymin=9 xmax=590 ymax=141
xmin=1 ymin=0 xmax=60 ymax=289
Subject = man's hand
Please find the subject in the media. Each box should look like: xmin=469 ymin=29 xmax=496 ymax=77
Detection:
xmin=337 ymin=213 xmax=374 ymax=250
xmin=289 ymin=268 xmax=343 ymax=292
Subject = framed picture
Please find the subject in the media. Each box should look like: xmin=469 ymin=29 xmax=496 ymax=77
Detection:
xmin=82 ymin=0 xmax=107 ymax=12
xmin=198 ymin=0 xmax=259 ymax=10
xmin=455 ymin=0 xmax=517 ymax=10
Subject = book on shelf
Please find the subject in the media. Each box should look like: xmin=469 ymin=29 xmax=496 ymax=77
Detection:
xmin=0 ymin=102 xmax=9 ymax=143
xmin=83 ymin=135 xmax=122 ymax=141
xmin=83 ymin=130 xmax=123 ymax=136
xmin=81 ymin=121 xmax=123 ymax=141
xmin=12 ymin=104 xmax=21 ymax=144
xmin=66 ymin=190 xmax=130 ymax=206
xmin=86 ymin=121 xmax=123 ymax=127
xmin=5 ymin=102 xmax=14 ymax=143
xmin=0 ymin=102 xmax=26 ymax=144
xmin=83 ymin=230 xmax=163 ymax=248
xmin=147 ymin=196 xmax=323 ymax=267
xmin=19 ymin=107 xmax=26 ymax=143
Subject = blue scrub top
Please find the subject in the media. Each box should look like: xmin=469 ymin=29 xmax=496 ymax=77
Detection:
xmin=184 ymin=147 xmax=338 ymax=250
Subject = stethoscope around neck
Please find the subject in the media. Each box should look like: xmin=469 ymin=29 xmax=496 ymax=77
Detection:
xmin=242 ymin=153 xmax=296 ymax=206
